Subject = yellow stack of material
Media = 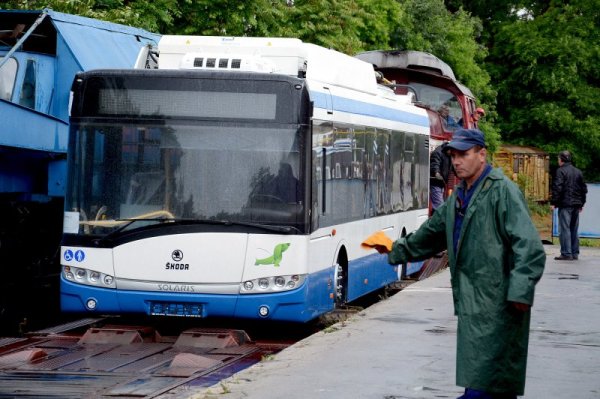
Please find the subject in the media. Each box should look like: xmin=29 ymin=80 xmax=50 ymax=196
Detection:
xmin=493 ymin=144 xmax=550 ymax=202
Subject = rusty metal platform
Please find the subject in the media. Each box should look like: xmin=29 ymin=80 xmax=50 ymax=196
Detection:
xmin=0 ymin=324 xmax=275 ymax=398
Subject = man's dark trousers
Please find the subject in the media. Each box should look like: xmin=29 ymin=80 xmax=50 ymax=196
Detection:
xmin=558 ymin=207 xmax=580 ymax=258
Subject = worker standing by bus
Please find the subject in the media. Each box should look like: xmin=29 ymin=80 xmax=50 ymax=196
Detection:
xmin=374 ymin=129 xmax=546 ymax=399
xmin=430 ymin=142 xmax=451 ymax=211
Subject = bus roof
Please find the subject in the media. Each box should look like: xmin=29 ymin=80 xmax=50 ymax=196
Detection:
xmin=156 ymin=35 xmax=379 ymax=96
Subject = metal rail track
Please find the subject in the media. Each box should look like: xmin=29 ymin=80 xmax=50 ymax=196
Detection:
xmin=0 ymin=318 xmax=288 ymax=398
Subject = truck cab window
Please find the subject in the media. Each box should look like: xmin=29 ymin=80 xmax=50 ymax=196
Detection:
xmin=19 ymin=59 xmax=36 ymax=109
xmin=0 ymin=57 xmax=17 ymax=101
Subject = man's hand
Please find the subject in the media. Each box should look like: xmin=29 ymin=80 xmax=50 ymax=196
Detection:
xmin=510 ymin=302 xmax=530 ymax=312
xmin=374 ymin=245 xmax=390 ymax=254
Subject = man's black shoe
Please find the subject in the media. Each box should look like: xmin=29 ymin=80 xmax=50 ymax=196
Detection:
xmin=573 ymin=255 xmax=578 ymax=260
xmin=554 ymin=255 xmax=573 ymax=261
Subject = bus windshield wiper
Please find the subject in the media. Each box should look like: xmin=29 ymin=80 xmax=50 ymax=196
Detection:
xmin=164 ymin=218 xmax=301 ymax=234
xmin=93 ymin=217 xmax=173 ymax=243
xmin=217 ymin=219 xmax=301 ymax=234
xmin=94 ymin=217 xmax=299 ymax=244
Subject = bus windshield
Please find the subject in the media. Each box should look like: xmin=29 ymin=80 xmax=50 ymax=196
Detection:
xmin=66 ymin=120 xmax=306 ymax=235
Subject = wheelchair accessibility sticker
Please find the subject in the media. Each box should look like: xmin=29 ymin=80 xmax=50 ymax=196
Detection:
xmin=64 ymin=249 xmax=85 ymax=262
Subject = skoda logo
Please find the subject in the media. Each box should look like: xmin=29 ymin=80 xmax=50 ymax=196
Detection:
xmin=171 ymin=250 xmax=183 ymax=262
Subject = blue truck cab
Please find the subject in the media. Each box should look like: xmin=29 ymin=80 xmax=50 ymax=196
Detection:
xmin=0 ymin=8 xmax=160 ymax=334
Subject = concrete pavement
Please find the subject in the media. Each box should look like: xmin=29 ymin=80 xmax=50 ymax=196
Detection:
xmin=182 ymin=245 xmax=600 ymax=399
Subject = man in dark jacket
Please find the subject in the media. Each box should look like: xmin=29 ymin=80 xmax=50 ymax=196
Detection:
xmin=551 ymin=150 xmax=587 ymax=260
xmin=430 ymin=142 xmax=452 ymax=211
xmin=373 ymin=129 xmax=546 ymax=399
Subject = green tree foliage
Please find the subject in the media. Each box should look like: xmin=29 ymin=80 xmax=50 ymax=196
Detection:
xmin=162 ymin=1 xmax=372 ymax=55
xmin=488 ymin=0 xmax=600 ymax=179
xmin=0 ymin=0 xmax=182 ymax=33
xmin=445 ymin=0 xmax=541 ymax=33
xmin=278 ymin=0 xmax=369 ymax=54
xmin=355 ymin=0 xmax=408 ymax=51
xmin=445 ymin=1 xmax=555 ymax=44
xmin=169 ymin=0 xmax=288 ymax=37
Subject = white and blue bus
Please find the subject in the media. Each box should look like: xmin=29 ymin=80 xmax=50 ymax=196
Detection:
xmin=60 ymin=36 xmax=430 ymax=322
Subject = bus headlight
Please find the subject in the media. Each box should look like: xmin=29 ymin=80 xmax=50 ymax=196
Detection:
xmin=64 ymin=266 xmax=75 ymax=280
xmin=62 ymin=265 xmax=116 ymax=289
xmin=240 ymin=274 xmax=306 ymax=294
xmin=274 ymin=276 xmax=286 ymax=287
xmin=258 ymin=278 xmax=269 ymax=289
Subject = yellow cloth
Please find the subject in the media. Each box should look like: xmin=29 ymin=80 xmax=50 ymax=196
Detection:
xmin=361 ymin=231 xmax=393 ymax=251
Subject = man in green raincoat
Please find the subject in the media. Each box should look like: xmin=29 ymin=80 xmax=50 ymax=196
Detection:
xmin=375 ymin=129 xmax=546 ymax=398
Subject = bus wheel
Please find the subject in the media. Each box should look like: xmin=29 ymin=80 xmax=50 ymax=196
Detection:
xmin=333 ymin=253 xmax=348 ymax=307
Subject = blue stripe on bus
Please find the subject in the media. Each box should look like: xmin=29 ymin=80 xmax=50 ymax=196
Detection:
xmin=310 ymin=91 xmax=429 ymax=127
xmin=346 ymin=252 xmax=399 ymax=302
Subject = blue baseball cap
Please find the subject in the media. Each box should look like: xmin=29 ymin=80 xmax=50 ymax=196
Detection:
xmin=445 ymin=129 xmax=486 ymax=152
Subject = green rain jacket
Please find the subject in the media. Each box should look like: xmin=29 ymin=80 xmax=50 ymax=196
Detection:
xmin=388 ymin=167 xmax=546 ymax=394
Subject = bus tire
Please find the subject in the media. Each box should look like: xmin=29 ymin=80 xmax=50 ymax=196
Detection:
xmin=334 ymin=249 xmax=348 ymax=307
